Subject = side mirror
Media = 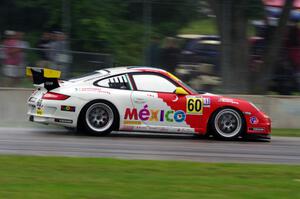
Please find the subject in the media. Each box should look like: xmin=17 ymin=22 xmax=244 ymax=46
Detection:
xmin=175 ymin=87 xmax=189 ymax=95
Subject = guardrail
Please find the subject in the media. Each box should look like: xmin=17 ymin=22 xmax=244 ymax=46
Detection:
xmin=230 ymin=95 xmax=300 ymax=129
xmin=0 ymin=88 xmax=299 ymax=128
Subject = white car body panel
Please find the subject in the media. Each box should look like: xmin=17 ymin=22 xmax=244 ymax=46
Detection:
xmin=26 ymin=66 xmax=272 ymax=138
xmin=27 ymin=67 xmax=198 ymax=133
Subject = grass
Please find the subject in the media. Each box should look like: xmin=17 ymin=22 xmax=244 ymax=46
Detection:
xmin=0 ymin=156 xmax=299 ymax=198
xmin=271 ymin=129 xmax=300 ymax=137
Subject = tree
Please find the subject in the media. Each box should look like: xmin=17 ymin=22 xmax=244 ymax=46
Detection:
xmin=258 ymin=0 xmax=294 ymax=94
xmin=208 ymin=0 xmax=294 ymax=94
xmin=208 ymin=0 xmax=251 ymax=93
xmin=6 ymin=0 xmax=201 ymax=65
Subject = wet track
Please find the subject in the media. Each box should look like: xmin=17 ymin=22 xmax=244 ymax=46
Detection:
xmin=0 ymin=127 xmax=299 ymax=164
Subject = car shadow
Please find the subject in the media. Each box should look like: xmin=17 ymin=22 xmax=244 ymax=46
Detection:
xmin=36 ymin=128 xmax=270 ymax=142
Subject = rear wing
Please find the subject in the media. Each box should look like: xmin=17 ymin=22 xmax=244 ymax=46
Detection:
xmin=26 ymin=67 xmax=61 ymax=91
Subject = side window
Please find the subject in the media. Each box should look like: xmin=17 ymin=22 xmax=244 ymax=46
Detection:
xmin=132 ymin=74 xmax=177 ymax=93
xmin=96 ymin=74 xmax=131 ymax=90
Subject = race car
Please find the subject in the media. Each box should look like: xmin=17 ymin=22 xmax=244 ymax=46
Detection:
xmin=26 ymin=66 xmax=271 ymax=140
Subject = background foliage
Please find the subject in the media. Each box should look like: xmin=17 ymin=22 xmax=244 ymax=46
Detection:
xmin=0 ymin=0 xmax=204 ymax=64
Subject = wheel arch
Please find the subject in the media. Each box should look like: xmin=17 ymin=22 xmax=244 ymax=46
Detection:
xmin=206 ymin=105 xmax=247 ymax=136
xmin=77 ymin=99 xmax=120 ymax=131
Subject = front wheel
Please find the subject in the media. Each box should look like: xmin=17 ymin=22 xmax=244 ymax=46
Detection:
xmin=79 ymin=101 xmax=118 ymax=136
xmin=211 ymin=108 xmax=244 ymax=140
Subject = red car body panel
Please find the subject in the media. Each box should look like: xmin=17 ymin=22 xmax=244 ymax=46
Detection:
xmin=137 ymin=68 xmax=271 ymax=137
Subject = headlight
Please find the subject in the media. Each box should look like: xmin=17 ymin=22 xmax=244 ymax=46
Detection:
xmin=250 ymin=102 xmax=270 ymax=119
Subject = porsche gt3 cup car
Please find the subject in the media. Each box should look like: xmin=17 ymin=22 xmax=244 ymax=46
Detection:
xmin=26 ymin=66 xmax=271 ymax=140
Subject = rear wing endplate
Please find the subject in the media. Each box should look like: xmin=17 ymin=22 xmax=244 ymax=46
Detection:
xmin=26 ymin=67 xmax=61 ymax=91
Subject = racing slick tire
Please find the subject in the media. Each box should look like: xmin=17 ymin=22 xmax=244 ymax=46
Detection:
xmin=78 ymin=100 xmax=119 ymax=136
xmin=210 ymin=108 xmax=245 ymax=140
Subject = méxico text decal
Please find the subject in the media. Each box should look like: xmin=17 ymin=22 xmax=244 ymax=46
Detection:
xmin=124 ymin=105 xmax=186 ymax=123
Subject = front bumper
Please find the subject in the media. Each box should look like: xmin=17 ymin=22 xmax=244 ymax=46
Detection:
xmin=246 ymin=115 xmax=271 ymax=136
xmin=245 ymin=132 xmax=271 ymax=140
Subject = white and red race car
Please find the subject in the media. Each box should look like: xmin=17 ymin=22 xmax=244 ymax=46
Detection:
xmin=27 ymin=66 xmax=271 ymax=140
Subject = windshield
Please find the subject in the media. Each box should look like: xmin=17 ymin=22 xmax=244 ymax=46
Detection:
xmin=167 ymin=71 xmax=203 ymax=94
xmin=178 ymin=80 xmax=204 ymax=94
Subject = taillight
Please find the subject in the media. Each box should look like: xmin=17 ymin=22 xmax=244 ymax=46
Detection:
xmin=42 ymin=92 xmax=69 ymax=100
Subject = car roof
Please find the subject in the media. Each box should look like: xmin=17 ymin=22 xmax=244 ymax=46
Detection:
xmin=68 ymin=66 xmax=168 ymax=82
xmin=95 ymin=66 xmax=168 ymax=76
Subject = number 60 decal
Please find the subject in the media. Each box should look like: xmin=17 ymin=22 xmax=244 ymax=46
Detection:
xmin=186 ymin=97 xmax=203 ymax=114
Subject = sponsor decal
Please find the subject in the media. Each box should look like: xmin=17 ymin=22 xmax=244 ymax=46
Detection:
xmin=250 ymin=116 xmax=259 ymax=124
xmin=147 ymin=126 xmax=169 ymax=131
xmin=45 ymin=81 xmax=54 ymax=86
xmin=54 ymin=118 xmax=73 ymax=123
xmin=61 ymin=105 xmax=76 ymax=112
xmin=146 ymin=93 xmax=155 ymax=98
xmin=186 ymin=97 xmax=203 ymax=115
xmin=203 ymin=97 xmax=211 ymax=107
xmin=176 ymin=127 xmax=195 ymax=133
xmin=75 ymin=88 xmax=111 ymax=95
xmin=122 ymin=126 xmax=134 ymax=131
xmin=123 ymin=120 xmax=142 ymax=125
xmin=250 ymin=127 xmax=264 ymax=131
xmin=219 ymin=98 xmax=239 ymax=104
xmin=36 ymin=99 xmax=44 ymax=115
xmin=36 ymin=108 xmax=43 ymax=115
xmin=37 ymin=99 xmax=43 ymax=108
xmin=243 ymin=112 xmax=252 ymax=115
xmin=172 ymin=95 xmax=179 ymax=102
xmin=124 ymin=105 xmax=186 ymax=123
xmin=219 ymin=98 xmax=233 ymax=103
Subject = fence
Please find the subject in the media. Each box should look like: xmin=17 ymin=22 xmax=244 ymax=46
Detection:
xmin=0 ymin=46 xmax=113 ymax=87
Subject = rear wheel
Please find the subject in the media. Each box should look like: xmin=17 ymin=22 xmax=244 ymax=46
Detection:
xmin=211 ymin=108 xmax=244 ymax=140
xmin=79 ymin=101 xmax=118 ymax=135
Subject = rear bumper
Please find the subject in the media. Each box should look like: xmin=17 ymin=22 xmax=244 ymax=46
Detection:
xmin=28 ymin=114 xmax=75 ymax=127
xmin=27 ymin=98 xmax=84 ymax=128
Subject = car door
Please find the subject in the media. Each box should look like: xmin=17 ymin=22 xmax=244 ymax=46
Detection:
xmin=94 ymin=74 xmax=135 ymax=131
xmin=127 ymin=72 xmax=203 ymax=133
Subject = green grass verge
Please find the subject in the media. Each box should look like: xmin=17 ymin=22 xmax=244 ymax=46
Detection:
xmin=272 ymin=129 xmax=300 ymax=137
xmin=0 ymin=156 xmax=299 ymax=198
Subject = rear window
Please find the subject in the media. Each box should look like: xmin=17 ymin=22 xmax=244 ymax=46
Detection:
xmin=95 ymin=74 xmax=131 ymax=90
xmin=68 ymin=70 xmax=109 ymax=81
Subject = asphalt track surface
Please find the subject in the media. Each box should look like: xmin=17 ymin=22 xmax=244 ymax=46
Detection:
xmin=0 ymin=127 xmax=299 ymax=164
